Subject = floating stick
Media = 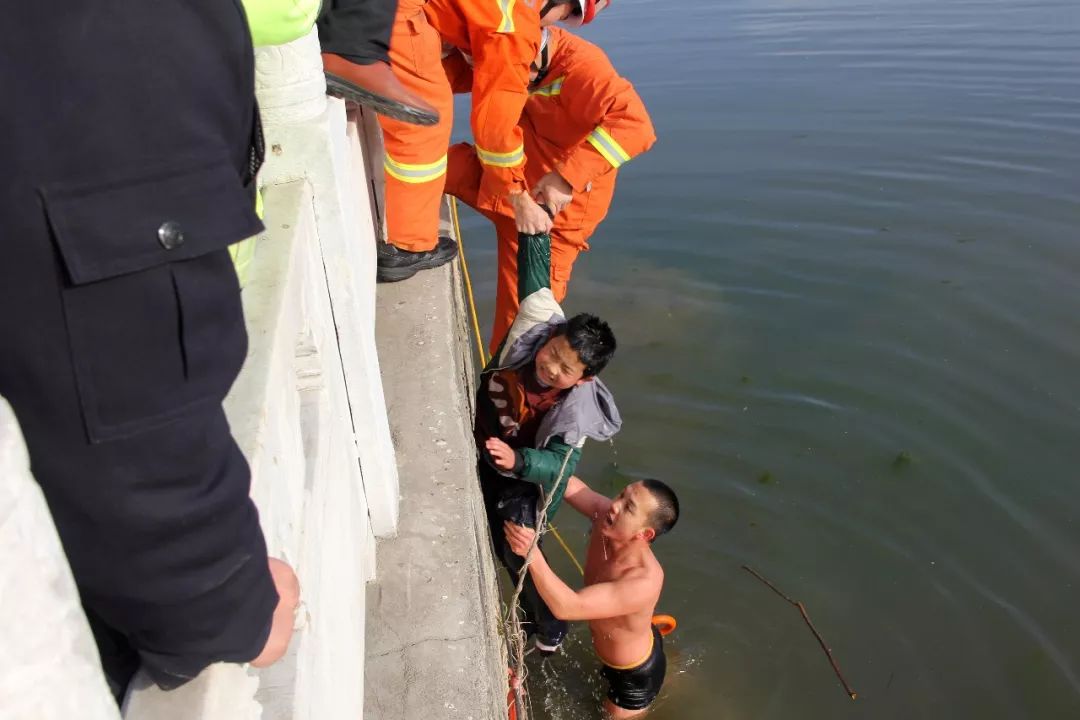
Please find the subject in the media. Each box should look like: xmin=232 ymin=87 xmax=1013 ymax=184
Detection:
xmin=742 ymin=565 xmax=857 ymax=700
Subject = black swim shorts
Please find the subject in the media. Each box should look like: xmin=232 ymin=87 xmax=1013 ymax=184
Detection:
xmin=602 ymin=625 xmax=667 ymax=711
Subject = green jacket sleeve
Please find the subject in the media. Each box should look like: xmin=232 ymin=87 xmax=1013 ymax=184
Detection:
xmin=517 ymin=232 xmax=551 ymax=302
xmin=490 ymin=232 xmax=558 ymax=366
xmin=516 ymin=437 xmax=581 ymax=515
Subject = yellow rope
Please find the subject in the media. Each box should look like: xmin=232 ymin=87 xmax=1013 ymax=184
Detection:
xmin=548 ymin=521 xmax=586 ymax=576
xmin=450 ymin=197 xmax=586 ymax=577
xmin=451 ymin=197 xmax=489 ymax=370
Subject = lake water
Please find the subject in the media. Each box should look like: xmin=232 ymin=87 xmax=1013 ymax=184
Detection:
xmin=452 ymin=0 xmax=1080 ymax=717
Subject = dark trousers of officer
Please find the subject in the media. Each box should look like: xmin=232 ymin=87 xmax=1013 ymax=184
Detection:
xmin=478 ymin=462 xmax=569 ymax=647
xmin=317 ymin=0 xmax=398 ymax=65
xmin=2 ymin=0 xmax=279 ymax=702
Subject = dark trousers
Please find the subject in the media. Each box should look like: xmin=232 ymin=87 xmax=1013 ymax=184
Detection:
xmin=84 ymin=607 xmax=140 ymax=704
xmin=316 ymin=0 xmax=398 ymax=65
xmin=478 ymin=462 xmax=569 ymax=647
xmin=2 ymin=0 xmax=279 ymax=702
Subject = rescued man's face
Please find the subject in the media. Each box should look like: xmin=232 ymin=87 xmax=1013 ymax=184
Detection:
xmin=535 ymin=334 xmax=587 ymax=389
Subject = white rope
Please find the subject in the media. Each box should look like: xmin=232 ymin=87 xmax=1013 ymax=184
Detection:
xmin=504 ymin=445 xmax=576 ymax=720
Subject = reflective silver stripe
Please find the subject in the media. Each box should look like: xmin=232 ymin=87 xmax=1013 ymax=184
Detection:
xmin=476 ymin=144 xmax=525 ymax=168
xmin=530 ymin=76 xmax=565 ymax=97
xmin=383 ymin=153 xmax=448 ymax=183
xmin=497 ymin=0 xmax=516 ymax=32
xmin=586 ymin=126 xmax=631 ymax=168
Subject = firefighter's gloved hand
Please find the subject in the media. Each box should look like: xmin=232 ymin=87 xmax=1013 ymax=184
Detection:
xmin=533 ymin=171 xmax=574 ymax=215
xmin=511 ymin=191 xmax=554 ymax=235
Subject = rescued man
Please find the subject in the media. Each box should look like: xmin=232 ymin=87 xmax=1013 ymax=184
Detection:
xmin=475 ymin=231 xmax=621 ymax=656
xmin=444 ymin=25 xmax=656 ymax=354
xmin=505 ymin=475 xmax=679 ymax=718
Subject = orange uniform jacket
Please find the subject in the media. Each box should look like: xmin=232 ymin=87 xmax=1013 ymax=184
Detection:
xmin=424 ymin=0 xmax=541 ymax=213
xmin=445 ymin=27 xmax=656 ymax=351
xmin=523 ymin=28 xmax=656 ymax=202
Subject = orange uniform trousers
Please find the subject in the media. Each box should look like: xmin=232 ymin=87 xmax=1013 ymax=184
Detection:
xmin=381 ymin=0 xmax=539 ymax=252
xmin=445 ymin=142 xmax=617 ymax=356
xmin=379 ymin=0 xmax=453 ymax=252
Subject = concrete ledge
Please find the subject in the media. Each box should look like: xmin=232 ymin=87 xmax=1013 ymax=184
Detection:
xmin=367 ymin=213 xmax=507 ymax=720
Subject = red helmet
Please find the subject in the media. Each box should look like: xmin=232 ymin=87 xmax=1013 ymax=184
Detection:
xmin=542 ymin=0 xmax=610 ymax=27
xmin=570 ymin=0 xmax=610 ymax=25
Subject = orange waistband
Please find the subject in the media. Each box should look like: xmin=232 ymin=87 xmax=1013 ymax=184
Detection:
xmin=601 ymin=631 xmax=655 ymax=671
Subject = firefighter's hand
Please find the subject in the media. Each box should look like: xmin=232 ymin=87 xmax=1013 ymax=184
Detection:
xmin=511 ymin=192 xmax=554 ymax=235
xmin=486 ymin=437 xmax=517 ymax=471
xmin=533 ymin=171 xmax=574 ymax=215
xmin=504 ymin=521 xmax=538 ymax=557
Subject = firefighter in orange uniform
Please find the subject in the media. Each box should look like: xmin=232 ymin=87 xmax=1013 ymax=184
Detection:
xmin=372 ymin=0 xmax=611 ymax=282
xmin=444 ymin=26 xmax=656 ymax=354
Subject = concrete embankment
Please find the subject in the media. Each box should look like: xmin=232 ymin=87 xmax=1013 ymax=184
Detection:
xmin=367 ymin=219 xmax=508 ymax=720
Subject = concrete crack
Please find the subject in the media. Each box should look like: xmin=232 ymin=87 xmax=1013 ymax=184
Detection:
xmin=368 ymin=634 xmax=478 ymax=660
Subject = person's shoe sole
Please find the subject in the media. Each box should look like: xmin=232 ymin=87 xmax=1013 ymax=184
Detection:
xmin=376 ymin=248 xmax=458 ymax=283
xmin=325 ymin=74 xmax=439 ymax=126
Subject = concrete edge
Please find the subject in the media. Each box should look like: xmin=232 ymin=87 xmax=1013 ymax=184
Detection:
xmin=365 ymin=199 xmax=508 ymax=720
xmin=448 ymin=255 xmax=512 ymax=699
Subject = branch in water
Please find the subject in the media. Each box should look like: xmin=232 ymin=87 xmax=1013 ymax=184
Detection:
xmin=742 ymin=565 xmax=858 ymax=701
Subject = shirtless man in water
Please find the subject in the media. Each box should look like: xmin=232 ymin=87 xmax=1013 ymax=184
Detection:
xmin=505 ymin=476 xmax=680 ymax=718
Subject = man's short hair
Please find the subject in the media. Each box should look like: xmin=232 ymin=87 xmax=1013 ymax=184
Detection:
xmin=555 ymin=313 xmax=616 ymax=377
xmin=640 ymin=479 xmax=679 ymax=540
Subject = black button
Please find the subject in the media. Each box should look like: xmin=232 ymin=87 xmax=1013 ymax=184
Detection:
xmin=158 ymin=221 xmax=185 ymax=250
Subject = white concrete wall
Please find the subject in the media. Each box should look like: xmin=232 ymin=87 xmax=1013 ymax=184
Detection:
xmin=0 ymin=397 xmax=120 ymax=720
xmin=255 ymin=29 xmax=400 ymax=540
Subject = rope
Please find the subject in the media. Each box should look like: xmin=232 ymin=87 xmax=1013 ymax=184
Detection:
xmin=450 ymin=196 xmax=585 ymax=579
xmin=451 ymin=197 xmax=489 ymax=371
xmin=548 ymin=520 xmax=585 ymax=576
xmin=506 ymin=445 xmax=575 ymax=720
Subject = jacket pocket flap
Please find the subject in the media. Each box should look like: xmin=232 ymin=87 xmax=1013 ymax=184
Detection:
xmin=42 ymin=159 xmax=263 ymax=285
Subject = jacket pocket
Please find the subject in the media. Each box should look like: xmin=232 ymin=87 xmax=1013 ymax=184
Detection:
xmin=41 ymin=158 xmax=264 ymax=443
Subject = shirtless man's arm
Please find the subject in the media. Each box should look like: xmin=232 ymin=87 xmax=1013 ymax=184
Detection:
xmin=504 ymin=522 xmax=656 ymax=621
xmin=563 ymin=475 xmax=611 ymax=520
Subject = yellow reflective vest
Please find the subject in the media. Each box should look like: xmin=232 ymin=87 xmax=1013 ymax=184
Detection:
xmin=230 ymin=0 xmax=321 ymax=285
xmin=242 ymin=0 xmax=321 ymax=48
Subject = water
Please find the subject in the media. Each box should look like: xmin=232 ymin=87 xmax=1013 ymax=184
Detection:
xmin=451 ymin=0 xmax=1080 ymax=716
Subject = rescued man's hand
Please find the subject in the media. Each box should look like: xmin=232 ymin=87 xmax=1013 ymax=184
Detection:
xmin=533 ymin=171 xmax=573 ymax=215
xmin=511 ymin=191 xmax=554 ymax=235
xmin=485 ymin=437 xmax=517 ymax=471
xmin=504 ymin=521 xmax=538 ymax=557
